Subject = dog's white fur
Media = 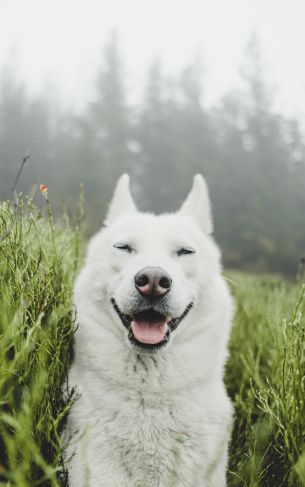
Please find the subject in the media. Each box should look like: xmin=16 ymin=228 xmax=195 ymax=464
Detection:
xmin=66 ymin=174 xmax=234 ymax=487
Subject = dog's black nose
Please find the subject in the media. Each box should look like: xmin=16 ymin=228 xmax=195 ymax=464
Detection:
xmin=134 ymin=267 xmax=172 ymax=298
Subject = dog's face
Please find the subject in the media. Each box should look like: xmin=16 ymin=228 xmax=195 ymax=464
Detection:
xmin=75 ymin=175 xmax=222 ymax=354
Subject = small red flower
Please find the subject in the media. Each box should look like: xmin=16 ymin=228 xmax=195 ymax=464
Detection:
xmin=39 ymin=184 xmax=48 ymax=198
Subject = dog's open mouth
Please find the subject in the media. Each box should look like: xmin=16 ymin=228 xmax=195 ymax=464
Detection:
xmin=111 ymin=299 xmax=193 ymax=351
xmin=131 ymin=309 xmax=170 ymax=346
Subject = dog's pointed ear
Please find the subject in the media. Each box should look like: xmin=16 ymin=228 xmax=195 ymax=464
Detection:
xmin=179 ymin=174 xmax=213 ymax=234
xmin=105 ymin=174 xmax=137 ymax=226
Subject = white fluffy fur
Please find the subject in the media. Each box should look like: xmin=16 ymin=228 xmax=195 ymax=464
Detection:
xmin=66 ymin=175 xmax=234 ymax=487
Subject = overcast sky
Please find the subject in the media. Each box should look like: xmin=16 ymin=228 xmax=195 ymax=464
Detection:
xmin=0 ymin=0 xmax=304 ymax=117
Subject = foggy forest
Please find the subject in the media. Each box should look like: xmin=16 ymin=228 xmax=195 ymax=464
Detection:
xmin=1 ymin=33 xmax=304 ymax=277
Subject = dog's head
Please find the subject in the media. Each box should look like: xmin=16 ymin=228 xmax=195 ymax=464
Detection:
xmin=75 ymin=174 xmax=223 ymax=354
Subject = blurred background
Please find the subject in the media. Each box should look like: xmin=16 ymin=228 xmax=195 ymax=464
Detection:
xmin=0 ymin=0 xmax=305 ymax=276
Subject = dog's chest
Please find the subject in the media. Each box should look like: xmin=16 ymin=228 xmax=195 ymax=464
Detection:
xmin=85 ymin=359 xmax=212 ymax=485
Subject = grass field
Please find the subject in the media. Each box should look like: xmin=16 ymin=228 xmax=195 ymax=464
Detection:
xmin=226 ymin=272 xmax=305 ymax=486
xmin=0 ymin=199 xmax=305 ymax=486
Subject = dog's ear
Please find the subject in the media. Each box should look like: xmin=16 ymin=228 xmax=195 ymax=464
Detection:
xmin=105 ymin=174 xmax=137 ymax=225
xmin=179 ymin=174 xmax=213 ymax=234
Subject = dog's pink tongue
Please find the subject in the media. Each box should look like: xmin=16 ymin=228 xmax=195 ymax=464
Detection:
xmin=131 ymin=319 xmax=168 ymax=344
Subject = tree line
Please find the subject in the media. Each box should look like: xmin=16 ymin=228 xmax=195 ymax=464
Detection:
xmin=0 ymin=33 xmax=304 ymax=276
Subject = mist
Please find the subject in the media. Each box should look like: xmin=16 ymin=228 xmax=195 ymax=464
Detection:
xmin=0 ymin=31 xmax=305 ymax=276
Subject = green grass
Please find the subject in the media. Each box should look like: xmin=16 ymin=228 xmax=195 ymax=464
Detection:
xmin=0 ymin=198 xmax=82 ymax=486
xmin=226 ymin=272 xmax=305 ymax=486
xmin=0 ymin=200 xmax=305 ymax=486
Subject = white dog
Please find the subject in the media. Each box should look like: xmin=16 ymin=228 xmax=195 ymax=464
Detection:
xmin=66 ymin=174 xmax=234 ymax=487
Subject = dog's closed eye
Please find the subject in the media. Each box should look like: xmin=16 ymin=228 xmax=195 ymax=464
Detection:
xmin=113 ymin=243 xmax=134 ymax=253
xmin=177 ymin=247 xmax=196 ymax=256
